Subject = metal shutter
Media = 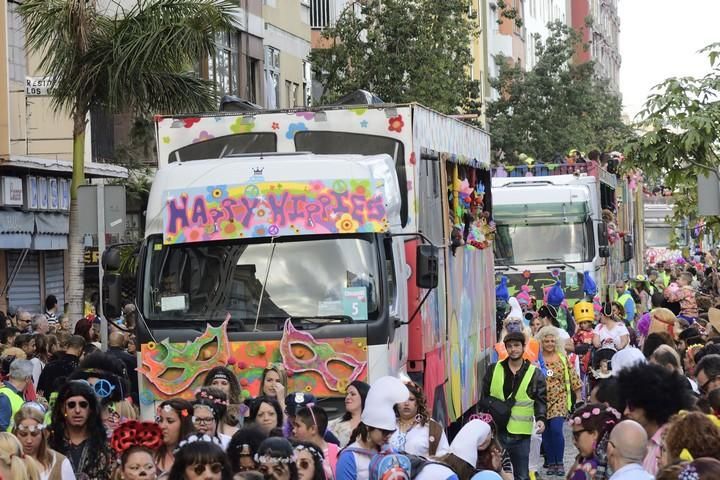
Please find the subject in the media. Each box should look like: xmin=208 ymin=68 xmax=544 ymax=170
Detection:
xmin=6 ymin=251 xmax=41 ymax=312
xmin=44 ymin=251 xmax=65 ymax=308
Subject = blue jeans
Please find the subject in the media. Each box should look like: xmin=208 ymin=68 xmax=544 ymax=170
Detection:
xmin=500 ymin=432 xmax=531 ymax=480
xmin=542 ymin=417 xmax=565 ymax=466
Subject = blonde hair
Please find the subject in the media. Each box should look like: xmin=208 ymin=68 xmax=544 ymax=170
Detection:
xmin=111 ymin=400 xmax=139 ymax=420
xmin=535 ymin=325 xmax=560 ymax=342
xmin=0 ymin=348 xmax=26 ymax=361
xmin=0 ymin=432 xmax=42 ymax=480
xmin=11 ymin=407 xmax=50 ymax=468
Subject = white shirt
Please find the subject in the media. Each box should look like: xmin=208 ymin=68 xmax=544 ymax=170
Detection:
xmin=218 ymin=432 xmax=231 ymax=450
xmin=389 ymin=423 xmax=450 ymax=457
xmin=594 ymin=323 xmax=629 ymax=349
xmin=609 ymin=463 xmax=654 ymax=480
xmin=30 ymin=357 xmax=45 ymax=387
xmin=414 ymin=463 xmax=459 ymax=480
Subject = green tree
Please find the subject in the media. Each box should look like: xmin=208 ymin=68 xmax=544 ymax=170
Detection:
xmin=309 ymin=0 xmax=479 ymax=113
xmin=487 ymin=21 xmax=632 ymax=163
xmin=623 ymin=43 xmax=720 ymax=242
xmin=18 ymin=0 xmax=237 ymax=318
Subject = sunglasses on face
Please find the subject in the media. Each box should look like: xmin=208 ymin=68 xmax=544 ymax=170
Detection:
xmin=192 ymin=463 xmax=222 ymax=475
xmin=700 ymin=375 xmax=720 ymax=394
xmin=572 ymin=429 xmax=589 ymax=440
xmin=66 ymin=400 xmax=89 ymax=410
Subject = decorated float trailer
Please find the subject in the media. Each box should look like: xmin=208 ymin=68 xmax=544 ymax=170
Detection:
xmin=109 ymin=104 xmax=494 ymax=424
xmin=644 ymin=195 xmax=688 ymax=267
xmin=491 ymin=164 xmax=638 ymax=308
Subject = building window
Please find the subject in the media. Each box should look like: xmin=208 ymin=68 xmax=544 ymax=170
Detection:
xmin=311 ymin=0 xmax=332 ymax=29
xmin=209 ymin=31 xmax=240 ymax=96
xmin=247 ymin=58 xmax=259 ymax=104
xmin=264 ymin=46 xmax=281 ymax=109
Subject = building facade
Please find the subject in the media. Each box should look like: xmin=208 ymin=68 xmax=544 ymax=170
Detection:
xmin=0 ymin=2 xmax=127 ymax=315
xmin=262 ymin=0 xmax=312 ymax=108
xmin=524 ymin=0 xmax=569 ymax=70
xmin=571 ymin=0 xmax=621 ymax=93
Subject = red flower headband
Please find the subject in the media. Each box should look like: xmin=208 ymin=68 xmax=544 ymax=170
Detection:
xmin=110 ymin=420 xmax=164 ymax=455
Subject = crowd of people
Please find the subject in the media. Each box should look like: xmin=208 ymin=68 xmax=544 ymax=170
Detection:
xmin=488 ymin=252 xmax=720 ymax=480
xmin=0 ymin=252 xmax=718 ymax=480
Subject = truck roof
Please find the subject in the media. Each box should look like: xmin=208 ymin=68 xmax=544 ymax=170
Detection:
xmin=145 ymin=153 xmax=402 ymax=241
xmin=492 ymin=163 xmax=616 ymax=188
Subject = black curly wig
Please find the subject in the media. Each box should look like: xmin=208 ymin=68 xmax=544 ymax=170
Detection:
xmin=617 ymin=362 xmax=695 ymax=426
xmin=48 ymin=380 xmax=108 ymax=455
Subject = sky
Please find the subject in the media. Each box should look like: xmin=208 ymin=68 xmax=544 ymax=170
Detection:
xmin=619 ymin=0 xmax=719 ymax=120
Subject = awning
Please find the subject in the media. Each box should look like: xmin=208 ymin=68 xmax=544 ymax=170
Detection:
xmin=0 ymin=210 xmax=33 ymax=248
xmin=32 ymin=212 xmax=69 ymax=250
xmin=0 ymin=155 xmax=129 ymax=179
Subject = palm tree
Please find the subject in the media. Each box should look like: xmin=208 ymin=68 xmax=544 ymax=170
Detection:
xmin=18 ymin=0 xmax=238 ymax=319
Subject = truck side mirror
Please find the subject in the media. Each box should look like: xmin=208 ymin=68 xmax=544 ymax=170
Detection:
xmin=597 ymin=222 xmax=610 ymax=258
xmin=623 ymin=235 xmax=634 ymax=263
xmin=416 ymin=245 xmax=439 ymax=289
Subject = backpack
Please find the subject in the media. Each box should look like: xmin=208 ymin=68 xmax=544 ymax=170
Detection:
xmin=368 ymin=449 xmax=440 ymax=480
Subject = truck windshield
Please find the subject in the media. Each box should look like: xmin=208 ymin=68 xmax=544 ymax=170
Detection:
xmin=645 ymin=227 xmax=687 ymax=247
xmin=494 ymin=220 xmax=592 ymax=265
xmin=142 ymin=234 xmax=381 ymax=328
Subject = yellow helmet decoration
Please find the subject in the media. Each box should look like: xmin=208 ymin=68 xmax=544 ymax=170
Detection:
xmin=573 ymin=300 xmax=595 ymax=324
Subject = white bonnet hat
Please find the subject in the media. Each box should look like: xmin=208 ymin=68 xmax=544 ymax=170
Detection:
xmin=361 ymin=376 xmax=409 ymax=431
xmin=449 ymin=419 xmax=492 ymax=467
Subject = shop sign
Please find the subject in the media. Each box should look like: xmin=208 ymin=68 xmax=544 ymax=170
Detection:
xmin=0 ymin=177 xmax=23 ymax=206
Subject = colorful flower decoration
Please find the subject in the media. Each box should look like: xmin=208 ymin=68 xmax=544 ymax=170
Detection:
xmin=388 ymin=114 xmax=405 ymax=133
xmin=110 ymin=420 xmax=163 ymax=455
xmin=285 ymin=122 xmax=308 ymax=140
xmin=336 ymin=213 xmax=360 ymax=233
xmin=522 ymin=270 xmax=532 ymax=279
xmin=183 ymin=117 xmax=201 ymax=128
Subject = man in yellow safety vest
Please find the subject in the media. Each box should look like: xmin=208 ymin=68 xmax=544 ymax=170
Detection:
xmin=482 ymin=331 xmax=547 ymax=480
xmin=0 ymin=359 xmax=32 ymax=431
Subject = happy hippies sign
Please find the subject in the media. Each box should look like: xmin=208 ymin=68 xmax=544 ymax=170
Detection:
xmin=163 ymin=178 xmax=390 ymax=245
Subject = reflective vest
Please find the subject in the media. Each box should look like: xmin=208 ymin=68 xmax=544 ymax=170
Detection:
xmin=495 ymin=338 xmax=540 ymax=363
xmin=489 ymin=362 xmax=537 ymax=435
xmin=614 ymin=292 xmax=634 ymax=319
xmin=0 ymin=386 xmax=24 ymax=432
xmin=555 ymin=354 xmax=573 ymax=413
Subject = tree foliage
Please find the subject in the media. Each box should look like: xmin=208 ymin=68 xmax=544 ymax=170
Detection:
xmin=623 ymin=43 xmax=720 ymax=241
xmin=309 ymin=0 xmax=479 ymax=113
xmin=487 ymin=21 xmax=632 ymax=163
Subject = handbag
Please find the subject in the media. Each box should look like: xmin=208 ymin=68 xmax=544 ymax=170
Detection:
xmin=478 ymin=363 xmax=527 ymax=430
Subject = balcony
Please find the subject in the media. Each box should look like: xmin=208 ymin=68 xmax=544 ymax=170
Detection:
xmin=311 ymin=0 xmax=353 ymax=29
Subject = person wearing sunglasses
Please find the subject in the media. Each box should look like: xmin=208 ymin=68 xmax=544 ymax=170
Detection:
xmin=167 ymin=438 xmax=233 ymax=480
xmin=292 ymin=441 xmax=325 ymax=480
xmin=255 ymin=437 xmax=298 ymax=480
xmin=695 ymin=353 xmax=720 ymax=397
xmin=48 ymin=380 xmax=114 ymax=479
xmin=565 ymin=403 xmax=621 ymax=480
xmin=12 ymin=403 xmax=75 ymax=479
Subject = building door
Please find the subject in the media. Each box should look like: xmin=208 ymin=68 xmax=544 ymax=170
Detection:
xmin=44 ymin=251 xmax=65 ymax=308
xmin=6 ymin=251 xmax=41 ymax=312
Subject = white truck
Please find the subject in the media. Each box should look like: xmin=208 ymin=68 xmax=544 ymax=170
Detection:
xmin=492 ymin=164 xmax=634 ymax=306
xmin=105 ymin=102 xmax=495 ymax=423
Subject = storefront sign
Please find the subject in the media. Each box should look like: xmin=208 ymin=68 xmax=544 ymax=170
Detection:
xmin=25 ymin=176 xmax=38 ymax=210
xmin=25 ymin=77 xmax=55 ymax=96
xmin=23 ymin=176 xmax=70 ymax=212
xmin=83 ymin=247 xmax=100 ymax=265
xmin=0 ymin=177 xmax=23 ymax=206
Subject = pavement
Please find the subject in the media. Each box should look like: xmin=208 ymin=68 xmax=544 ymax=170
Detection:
xmin=532 ymin=423 xmax=580 ymax=479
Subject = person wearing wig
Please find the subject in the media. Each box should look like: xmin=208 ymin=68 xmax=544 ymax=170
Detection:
xmin=566 ymin=403 xmax=621 ymax=480
xmin=493 ymin=297 xmax=539 ymax=362
xmin=12 ymin=403 xmax=74 ymax=480
xmin=109 ymin=420 xmax=163 ymax=480
xmin=336 ymin=376 xmax=409 ymax=480
xmin=48 ymin=380 xmax=115 ymax=479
